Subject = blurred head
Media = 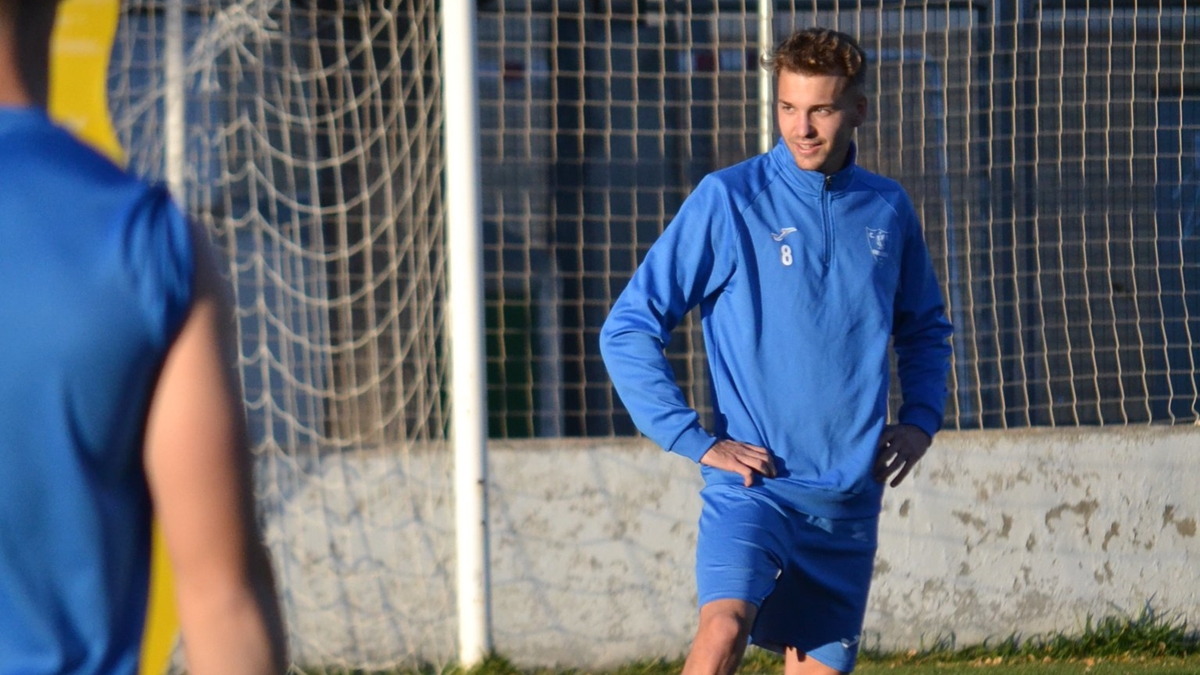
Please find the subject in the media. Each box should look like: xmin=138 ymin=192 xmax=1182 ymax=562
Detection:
xmin=0 ymin=0 xmax=61 ymax=107
xmin=762 ymin=28 xmax=868 ymax=174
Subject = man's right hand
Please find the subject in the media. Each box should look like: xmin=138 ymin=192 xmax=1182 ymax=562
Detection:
xmin=699 ymin=439 xmax=777 ymax=487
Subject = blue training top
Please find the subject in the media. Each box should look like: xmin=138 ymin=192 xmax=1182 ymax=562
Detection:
xmin=0 ymin=107 xmax=194 ymax=675
xmin=600 ymin=139 xmax=953 ymax=520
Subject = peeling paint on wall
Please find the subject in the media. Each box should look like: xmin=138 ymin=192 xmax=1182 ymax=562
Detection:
xmin=954 ymin=510 xmax=988 ymax=531
xmin=1102 ymin=522 xmax=1120 ymax=551
xmin=1044 ymin=499 xmax=1099 ymax=535
xmin=1163 ymin=505 xmax=1197 ymax=537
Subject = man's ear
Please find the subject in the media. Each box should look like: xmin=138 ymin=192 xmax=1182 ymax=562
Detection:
xmin=852 ymin=93 xmax=868 ymax=128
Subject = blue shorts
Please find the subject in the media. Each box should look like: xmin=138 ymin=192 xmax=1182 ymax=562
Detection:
xmin=695 ymin=484 xmax=878 ymax=673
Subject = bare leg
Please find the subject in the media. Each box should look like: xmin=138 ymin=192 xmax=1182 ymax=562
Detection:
xmin=681 ymin=599 xmax=758 ymax=675
xmin=783 ymin=646 xmax=845 ymax=675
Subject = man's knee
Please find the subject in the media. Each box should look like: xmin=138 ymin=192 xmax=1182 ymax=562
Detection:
xmin=696 ymin=611 xmax=747 ymax=647
xmin=695 ymin=600 xmax=755 ymax=650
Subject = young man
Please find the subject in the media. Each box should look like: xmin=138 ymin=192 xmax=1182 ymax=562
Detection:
xmin=600 ymin=27 xmax=953 ymax=675
xmin=0 ymin=2 xmax=287 ymax=674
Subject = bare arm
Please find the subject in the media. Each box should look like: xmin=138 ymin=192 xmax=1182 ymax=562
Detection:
xmin=143 ymin=225 xmax=287 ymax=675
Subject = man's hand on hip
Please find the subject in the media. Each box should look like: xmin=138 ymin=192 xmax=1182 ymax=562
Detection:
xmin=873 ymin=424 xmax=931 ymax=487
xmin=699 ymin=439 xmax=777 ymax=487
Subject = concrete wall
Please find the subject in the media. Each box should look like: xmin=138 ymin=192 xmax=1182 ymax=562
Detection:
xmin=270 ymin=427 xmax=1200 ymax=669
xmin=864 ymin=427 xmax=1198 ymax=652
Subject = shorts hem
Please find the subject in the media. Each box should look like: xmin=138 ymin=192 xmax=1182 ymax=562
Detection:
xmin=695 ymin=593 xmax=764 ymax=610
xmin=748 ymin=638 xmax=856 ymax=673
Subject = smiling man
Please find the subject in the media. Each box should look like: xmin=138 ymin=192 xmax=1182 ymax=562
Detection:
xmin=600 ymin=28 xmax=954 ymax=675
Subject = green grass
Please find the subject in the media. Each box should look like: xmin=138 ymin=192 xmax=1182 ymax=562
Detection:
xmin=861 ymin=603 xmax=1199 ymax=666
xmin=305 ymin=604 xmax=1200 ymax=675
xmin=855 ymin=658 xmax=1200 ymax=674
xmin=313 ymin=653 xmax=1200 ymax=675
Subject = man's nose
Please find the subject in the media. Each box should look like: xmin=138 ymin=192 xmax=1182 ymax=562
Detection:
xmin=795 ymin=116 xmax=815 ymax=137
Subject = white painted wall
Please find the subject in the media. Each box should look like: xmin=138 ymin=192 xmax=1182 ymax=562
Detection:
xmin=269 ymin=427 xmax=1200 ymax=669
xmin=868 ymin=427 xmax=1198 ymax=653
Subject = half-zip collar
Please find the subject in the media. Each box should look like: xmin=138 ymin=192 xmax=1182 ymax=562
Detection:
xmin=769 ymin=137 xmax=859 ymax=195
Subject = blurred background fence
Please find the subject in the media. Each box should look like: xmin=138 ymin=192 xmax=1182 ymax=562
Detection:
xmin=474 ymin=0 xmax=1200 ymax=434
xmin=105 ymin=0 xmax=1198 ymax=670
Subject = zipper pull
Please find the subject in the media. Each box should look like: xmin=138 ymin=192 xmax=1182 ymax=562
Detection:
xmin=825 ymin=174 xmax=833 ymax=191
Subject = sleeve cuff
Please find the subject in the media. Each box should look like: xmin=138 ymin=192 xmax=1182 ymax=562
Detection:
xmin=669 ymin=425 xmax=718 ymax=463
xmin=899 ymin=405 xmax=944 ymax=440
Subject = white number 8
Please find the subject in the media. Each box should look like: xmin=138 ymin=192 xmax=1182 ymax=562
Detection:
xmin=780 ymin=245 xmax=793 ymax=266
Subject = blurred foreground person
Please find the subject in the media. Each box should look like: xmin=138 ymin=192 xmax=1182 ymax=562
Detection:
xmin=0 ymin=2 xmax=286 ymax=673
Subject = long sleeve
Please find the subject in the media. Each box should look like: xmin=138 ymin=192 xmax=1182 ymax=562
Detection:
xmin=892 ymin=198 xmax=954 ymax=437
xmin=599 ymin=177 xmax=737 ymax=461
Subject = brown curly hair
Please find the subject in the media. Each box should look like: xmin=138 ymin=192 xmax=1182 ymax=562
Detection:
xmin=762 ymin=27 xmax=867 ymax=91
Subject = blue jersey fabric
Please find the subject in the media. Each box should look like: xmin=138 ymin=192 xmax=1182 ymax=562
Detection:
xmin=0 ymin=107 xmax=194 ymax=675
xmin=600 ymin=139 xmax=953 ymax=519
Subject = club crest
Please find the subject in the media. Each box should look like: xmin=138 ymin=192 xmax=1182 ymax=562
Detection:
xmin=866 ymin=227 xmax=890 ymax=264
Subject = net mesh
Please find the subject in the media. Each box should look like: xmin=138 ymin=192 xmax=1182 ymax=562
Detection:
xmin=110 ymin=1 xmax=455 ymax=669
xmin=105 ymin=0 xmax=1199 ymax=670
xmin=478 ymin=1 xmax=1199 ymax=433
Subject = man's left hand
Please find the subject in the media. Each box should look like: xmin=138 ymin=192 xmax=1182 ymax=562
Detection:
xmin=873 ymin=424 xmax=931 ymax=488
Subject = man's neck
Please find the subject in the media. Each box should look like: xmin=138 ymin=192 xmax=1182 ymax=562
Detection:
xmin=0 ymin=74 xmax=33 ymax=107
xmin=0 ymin=30 xmax=34 ymax=107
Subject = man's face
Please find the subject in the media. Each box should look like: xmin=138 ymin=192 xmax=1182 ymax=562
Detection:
xmin=776 ymin=70 xmax=867 ymax=175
